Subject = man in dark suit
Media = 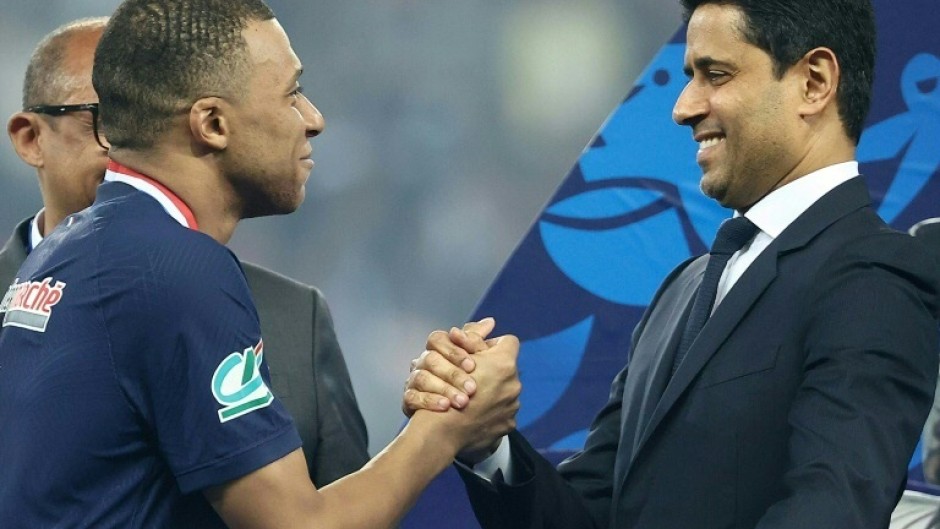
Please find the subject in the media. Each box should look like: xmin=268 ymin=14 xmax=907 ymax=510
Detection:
xmin=2 ymin=16 xmax=368 ymax=488
xmin=404 ymin=0 xmax=940 ymax=527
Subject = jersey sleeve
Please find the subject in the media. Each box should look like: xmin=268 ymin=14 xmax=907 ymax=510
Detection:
xmin=103 ymin=232 xmax=301 ymax=494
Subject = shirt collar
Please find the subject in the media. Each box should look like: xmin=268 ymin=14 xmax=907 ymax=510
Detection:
xmin=742 ymin=161 xmax=859 ymax=239
xmin=104 ymin=159 xmax=199 ymax=230
xmin=28 ymin=209 xmax=45 ymax=252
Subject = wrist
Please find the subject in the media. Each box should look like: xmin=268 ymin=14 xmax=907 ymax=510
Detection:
xmin=406 ymin=410 xmax=462 ymax=462
xmin=456 ymin=438 xmax=501 ymax=466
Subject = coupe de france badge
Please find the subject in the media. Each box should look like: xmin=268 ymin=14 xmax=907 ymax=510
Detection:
xmin=211 ymin=339 xmax=274 ymax=423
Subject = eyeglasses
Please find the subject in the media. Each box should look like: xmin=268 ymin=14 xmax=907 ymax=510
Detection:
xmin=24 ymin=103 xmax=109 ymax=150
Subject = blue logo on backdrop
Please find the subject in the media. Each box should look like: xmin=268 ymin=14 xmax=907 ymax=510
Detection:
xmin=860 ymin=52 xmax=940 ymax=224
xmin=540 ymin=44 xmax=719 ymax=307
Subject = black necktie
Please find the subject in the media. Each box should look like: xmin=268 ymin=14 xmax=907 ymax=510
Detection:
xmin=671 ymin=216 xmax=759 ymax=376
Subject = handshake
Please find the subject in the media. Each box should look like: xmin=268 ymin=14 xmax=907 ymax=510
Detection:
xmin=400 ymin=317 xmax=522 ymax=465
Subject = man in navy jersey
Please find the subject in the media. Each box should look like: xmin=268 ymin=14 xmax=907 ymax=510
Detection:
xmin=2 ymin=16 xmax=370 ymax=491
xmin=0 ymin=1 xmax=522 ymax=528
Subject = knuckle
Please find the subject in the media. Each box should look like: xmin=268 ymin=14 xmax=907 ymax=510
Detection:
xmin=495 ymin=334 xmax=519 ymax=349
xmin=442 ymin=350 xmax=471 ymax=371
xmin=427 ymin=329 xmax=448 ymax=341
xmin=447 ymin=366 xmax=465 ymax=385
xmin=411 ymin=352 xmax=429 ymax=372
xmin=495 ymin=361 xmax=515 ymax=379
xmin=422 ymin=392 xmax=441 ymax=408
xmin=408 ymin=370 xmax=431 ymax=392
xmin=439 ymin=345 xmax=464 ymax=363
xmin=424 ymin=350 xmax=445 ymax=370
xmin=412 ymin=369 xmax=430 ymax=387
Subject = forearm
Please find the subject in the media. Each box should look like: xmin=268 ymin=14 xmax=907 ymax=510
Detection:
xmin=315 ymin=411 xmax=456 ymax=529
xmin=210 ymin=411 xmax=457 ymax=529
xmin=311 ymin=400 xmax=370 ymax=486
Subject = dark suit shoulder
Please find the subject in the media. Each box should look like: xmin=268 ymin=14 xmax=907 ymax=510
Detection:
xmin=820 ymin=209 xmax=937 ymax=275
xmin=646 ymin=254 xmax=706 ymax=313
xmin=0 ymin=218 xmax=32 ymax=290
xmin=794 ymin=205 xmax=939 ymax=306
xmin=235 ymin=260 xmax=369 ymax=486
xmin=240 ymin=261 xmax=320 ymax=298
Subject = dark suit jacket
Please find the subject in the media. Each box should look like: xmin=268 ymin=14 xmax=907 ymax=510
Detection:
xmin=911 ymin=218 xmax=940 ymax=265
xmin=0 ymin=218 xmax=369 ymax=487
xmin=459 ymin=178 xmax=940 ymax=528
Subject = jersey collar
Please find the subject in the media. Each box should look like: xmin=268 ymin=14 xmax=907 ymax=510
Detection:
xmin=104 ymin=159 xmax=199 ymax=230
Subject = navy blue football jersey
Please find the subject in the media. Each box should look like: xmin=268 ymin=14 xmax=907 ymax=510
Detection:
xmin=0 ymin=164 xmax=301 ymax=527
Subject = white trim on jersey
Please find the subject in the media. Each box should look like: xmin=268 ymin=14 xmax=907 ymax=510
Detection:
xmin=104 ymin=170 xmax=192 ymax=229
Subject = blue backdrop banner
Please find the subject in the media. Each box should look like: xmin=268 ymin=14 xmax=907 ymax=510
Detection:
xmin=404 ymin=1 xmax=940 ymax=526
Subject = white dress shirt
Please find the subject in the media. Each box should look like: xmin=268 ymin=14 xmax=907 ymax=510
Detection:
xmin=470 ymin=161 xmax=862 ymax=484
xmin=28 ymin=209 xmax=45 ymax=252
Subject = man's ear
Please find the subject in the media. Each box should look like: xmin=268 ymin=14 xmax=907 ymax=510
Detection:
xmin=188 ymin=97 xmax=229 ymax=151
xmin=8 ymin=112 xmax=45 ymax=168
xmin=797 ymin=47 xmax=840 ymax=118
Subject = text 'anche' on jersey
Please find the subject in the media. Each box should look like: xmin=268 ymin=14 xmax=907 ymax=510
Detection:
xmin=0 ymin=277 xmax=66 ymax=333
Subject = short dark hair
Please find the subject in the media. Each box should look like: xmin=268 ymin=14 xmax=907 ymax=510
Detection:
xmin=680 ymin=0 xmax=875 ymax=144
xmin=22 ymin=18 xmax=109 ymax=109
xmin=93 ymin=0 xmax=275 ymax=149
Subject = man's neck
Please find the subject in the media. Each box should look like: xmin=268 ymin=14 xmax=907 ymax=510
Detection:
xmin=109 ymin=150 xmax=239 ymax=244
xmin=37 ymin=209 xmax=52 ymax=238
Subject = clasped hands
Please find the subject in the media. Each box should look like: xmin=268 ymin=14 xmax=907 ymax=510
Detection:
xmin=402 ymin=317 xmax=521 ymax=465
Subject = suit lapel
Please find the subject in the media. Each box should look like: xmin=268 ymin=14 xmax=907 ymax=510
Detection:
xmin=623 ymin=259 xmax=707 ymax=454
xmin=623 ymin=177 xmax=872 ymax=474
xmin=0 ymin=218 xmax=32 ymax=290
xmin=613 ymin=257 xmax=702 ymax=489
xmin=635 ymin=247 xmax=778 ymax=458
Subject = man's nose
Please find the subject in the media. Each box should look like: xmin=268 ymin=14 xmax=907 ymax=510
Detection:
xmin=301 ymin=94 xmax=324 ymax=138
xmin=672 ymin=82 xmax=707 ymax=126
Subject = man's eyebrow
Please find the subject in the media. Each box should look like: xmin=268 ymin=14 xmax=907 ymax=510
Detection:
xmin=683 ymin=56 xmax=735 ymax=78
xmin=287 ymin=67 xmax=304 ymax=88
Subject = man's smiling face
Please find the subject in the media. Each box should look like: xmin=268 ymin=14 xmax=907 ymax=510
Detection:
xmin=673 ymin=3 xmax=805 ymax=211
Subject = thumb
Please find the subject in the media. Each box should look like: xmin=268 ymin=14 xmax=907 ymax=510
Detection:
xmin=463 ymin=317 xmax=496 ymax=340
xmin=452 ymin=317 xmax=497 ymax=354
